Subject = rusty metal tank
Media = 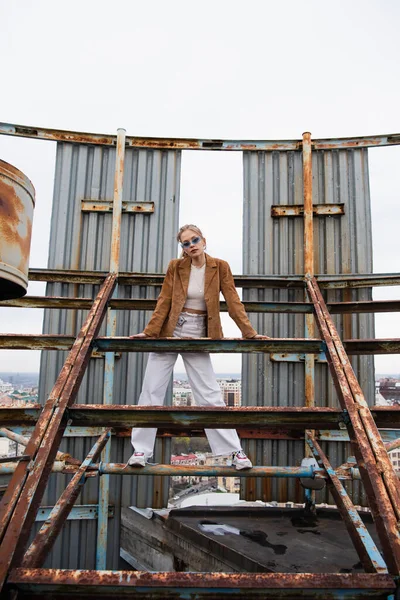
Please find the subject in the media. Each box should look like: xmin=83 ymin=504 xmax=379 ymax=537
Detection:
xmin=0 ymin=160 xmax=35 ymax=300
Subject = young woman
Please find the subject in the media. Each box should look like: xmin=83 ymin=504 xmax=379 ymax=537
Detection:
xmin=129 ymin=224 xmax=269 ymax=469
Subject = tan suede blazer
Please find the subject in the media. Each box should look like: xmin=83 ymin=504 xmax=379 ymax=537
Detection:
xmin=143 ymin=254 xmax=257 ymax=339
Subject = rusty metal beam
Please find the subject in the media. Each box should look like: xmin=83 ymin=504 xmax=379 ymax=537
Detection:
xmin=64 ymin=405 xmax=355 ymax=429
xmin=3 ymin=296 xmax=400 ymax=315
xmin=306 ymin=276 xmax=400 ymax=574
xmin=81 ymin=200 xmax=154 ymax=213
xmin=1 ymin=405 xmax=399 ymax=429
xmin=25 ymin=267 xmax=400 ymax=289
xmin=271 ymin=203 xmax=345 ymax=217
xmin=6 ymin=568 xmax=396 ymax=598
xmin=1 ymin=121 xmax=400 ymax=150
xmin=22 ymin=430 xmax=111 ymax=568
xmin=0 ymin=274 xmax=116 ymax=590
xmin=306 ymin=433 xmax=388 ymax=573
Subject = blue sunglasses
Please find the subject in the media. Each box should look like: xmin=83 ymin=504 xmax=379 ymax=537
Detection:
xmin=181 ymin=236 xmax=202 ymax=249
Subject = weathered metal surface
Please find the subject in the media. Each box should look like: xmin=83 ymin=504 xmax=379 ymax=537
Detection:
xmin=22 ymin=430 xmax=111 ymax=568
xmin=98 ymin=463 xmax=318 ymax=478
xmin=1 ymin=405 xmax=399 ymax=429
xmin=6 ymin=569 xmax=397 ymax=598
xmin=0 ymin=160 xmax=35 ymax=300
xmin=5 ymin=296 xmax=400 ymax=316
xmin=81 ymin=201 xmax=154 ymax=213
xmin=270 ymin=352 xmax=327 ymax=362
xmin=306 ymin=277 xmax=400 ymax=574
xmin=242 ymin=145 xmax=375 ymax=506
xmin=96 ymin=128 xmax=126 ymax=570
xmin=0 ymin=462 xmax=68 ymax=474
xmin=27 ymin=267 xmax=400 ymax=288
xmin=0 ymin=274 xmax=116 ymax=588
xmin=306 ymin=433 xmax=388 ymax=573
xmin=66 ymin=405 xmax=346 ymax=429
xmin=385 ymin=437 xmax=400 ymax=453
xmin=1 ymin=121 xmax=400 ymax=150
xmin=271 ymin=203 xmax=345 ymax=217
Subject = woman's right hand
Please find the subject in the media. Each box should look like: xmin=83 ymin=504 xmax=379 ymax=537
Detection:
xmin=129 ymin=332 xmax=149 ymax=338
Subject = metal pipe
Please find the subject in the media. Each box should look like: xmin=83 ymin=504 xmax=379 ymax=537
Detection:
xmin=0 ymin=428 xmax=80 ymax=465
xmin=97 ymin=463 xmax=318 ymax=478
xmin=0 ymin=462 xmax=67 ymax=474
xmin=97 ymin=128 xmax=126 ymax=570
xmin=385 ymin=437 xmax=400 ymax=453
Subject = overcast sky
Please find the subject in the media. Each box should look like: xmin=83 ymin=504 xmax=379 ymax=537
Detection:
xmin=0 ymin=0 xmax=399 ymax=376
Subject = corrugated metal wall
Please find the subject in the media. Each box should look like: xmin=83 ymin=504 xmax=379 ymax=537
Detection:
xmin=242 ymin=148 xmax=374 ymax=506
xmin=38 ymin=142 xmax=181 ymax=568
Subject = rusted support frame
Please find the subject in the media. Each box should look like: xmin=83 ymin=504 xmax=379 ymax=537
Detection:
xmin=6 ymin=568 xmax=396 ymax=598
xmin=0 ymin=273 xmax=116 ymax=590
xmin=302 ymin=132 xmax=316 ymax=466
xmin=306 ymin=276 xmax=400 ymax=574
xmin=97 ymin=128 xmax=126 ymax=570
xmin=306 ymin=432 xmax=388 ymax=574
xmin=0 ymin=428 xmax=80 ymax=466
xmin=22 ymin=429 xmax=111 ymax=568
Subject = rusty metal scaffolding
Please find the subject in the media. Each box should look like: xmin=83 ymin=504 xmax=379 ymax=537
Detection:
xmin=0 ymin=124 xmax=400 ymax=598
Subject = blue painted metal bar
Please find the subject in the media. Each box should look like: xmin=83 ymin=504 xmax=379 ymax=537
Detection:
xmin=35 ymin=505 xmax=114 ymax=522
xmin=306 ymin=433 xmax=388 ymax=573
xmin=98 ymin=463 xmax=318 ymax=478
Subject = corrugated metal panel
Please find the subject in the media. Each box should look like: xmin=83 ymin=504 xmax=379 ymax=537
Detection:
xmin=38 ymin=142 xmax=181 ymax=568
xmin=242 ymin=149 xmax=374 ymax=506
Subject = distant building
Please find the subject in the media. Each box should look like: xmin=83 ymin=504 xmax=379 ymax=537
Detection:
xmin=389 ymin=449 xmax=400 ymax=472
xmin=172 ymin=388 xmax=193 ymax=406
xmin=0 ymin=379 xmax=13 ymax=394
xmin=218 ymin=379 xmax=241 ymax=407
xmin=171 ymin=453 xmax=200 ymax=484
xmin=379 ymin=379 xmax=400 ymax=404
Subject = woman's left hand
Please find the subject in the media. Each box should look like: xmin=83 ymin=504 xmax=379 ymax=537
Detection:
xmin=252 ymin=334 xmax=271 ymax=339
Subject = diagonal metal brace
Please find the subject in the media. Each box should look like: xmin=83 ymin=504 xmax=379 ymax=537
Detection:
xmin=306 ymin=431 xmax=387 ymax=573
xmin=306 ymin=276 xmax=400 ymax=574
xmin=22 ymin=429 xmax=111 ymax=568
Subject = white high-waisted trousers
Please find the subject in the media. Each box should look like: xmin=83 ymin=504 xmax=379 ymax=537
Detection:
xmin=131 ymin=312 xmax=242 ymax=459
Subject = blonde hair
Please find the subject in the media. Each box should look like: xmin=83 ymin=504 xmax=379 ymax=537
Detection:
xmin=176 ymin=224 xmax=205 ymax=258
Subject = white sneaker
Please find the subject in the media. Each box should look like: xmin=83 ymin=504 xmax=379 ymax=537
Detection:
xmin=232 ymin=450 xmax=252 ymax=470
xmin=127 ymin=452 xmax=146 ymax=467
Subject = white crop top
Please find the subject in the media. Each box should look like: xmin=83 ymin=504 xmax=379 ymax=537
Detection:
xmin=185 ymin=264 xmax=207 ymax=311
